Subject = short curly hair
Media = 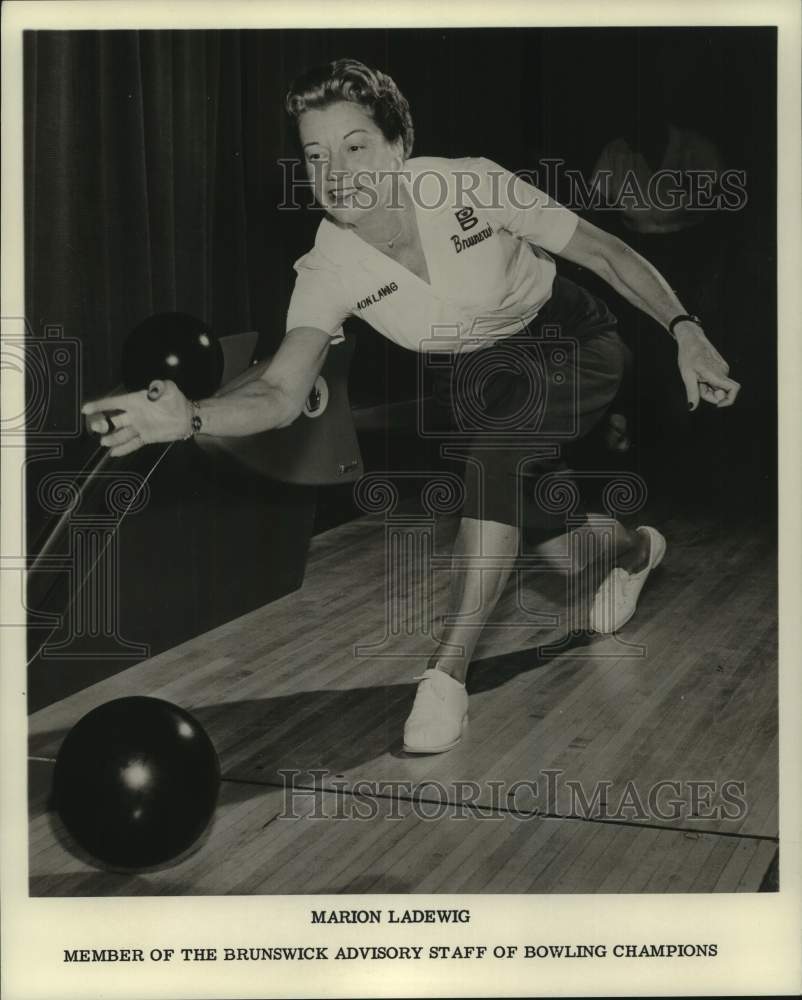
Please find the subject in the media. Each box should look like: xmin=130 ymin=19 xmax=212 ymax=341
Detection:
xmin=286 ymin=58 xmax=415 ymax=158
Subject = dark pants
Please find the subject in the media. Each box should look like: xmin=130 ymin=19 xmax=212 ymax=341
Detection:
xmin=432 ymin=276 xmax=629 ymax=542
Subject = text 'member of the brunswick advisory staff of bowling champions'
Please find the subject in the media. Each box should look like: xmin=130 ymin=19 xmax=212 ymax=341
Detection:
xmin=83 ymin=58 xmax=741 ymax=756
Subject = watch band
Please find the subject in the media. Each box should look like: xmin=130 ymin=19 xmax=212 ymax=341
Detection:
xmin=668 ymin=314 xmax=703 ymax=339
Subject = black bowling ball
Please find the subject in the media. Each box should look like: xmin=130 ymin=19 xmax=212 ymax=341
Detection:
xmin=121 ymin=312 xmax=224 ymax=400
xmin=53 ymin=696 xmax=220 ymax=870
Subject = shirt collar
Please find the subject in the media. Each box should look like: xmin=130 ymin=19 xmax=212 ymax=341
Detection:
xmin=314 ymin=215 xmax=370 ymax=264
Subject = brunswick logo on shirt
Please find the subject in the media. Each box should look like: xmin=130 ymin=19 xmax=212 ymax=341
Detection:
xmin=454 ymin=207 xmax=479 ymax=232
xmin=451 ymin=223 xmax=493 ymax=254
xmin=355 ymin=281 xmax=399 ymax=311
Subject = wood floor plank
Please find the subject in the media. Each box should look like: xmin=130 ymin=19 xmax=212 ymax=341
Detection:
xmin=688 ymin=835 xmax=745 ymax=892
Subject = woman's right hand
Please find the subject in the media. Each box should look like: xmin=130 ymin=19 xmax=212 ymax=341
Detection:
xmin=81 ymin=380 xmax=192 ymax=457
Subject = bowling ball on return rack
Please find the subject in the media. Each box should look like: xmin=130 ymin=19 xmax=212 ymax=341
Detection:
xmin=120 ymin=312 xmax=224 ymax=400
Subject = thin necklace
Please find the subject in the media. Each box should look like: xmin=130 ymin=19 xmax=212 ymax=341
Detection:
xmin=362 ymin=216 xmax=405 ymax=250
xmin=382 ymin=225 xmax=404 ymax=249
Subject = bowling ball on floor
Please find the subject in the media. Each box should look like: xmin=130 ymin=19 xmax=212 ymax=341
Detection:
xmin=53 ymin=696 xmax=220 ymax=870
xmin=121 ymin=312 xmax=224 ymax=400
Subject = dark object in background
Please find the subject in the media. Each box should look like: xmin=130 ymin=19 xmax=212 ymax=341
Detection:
xmin=53 ymin=696 xmax=220 ymax=869
xmin=121 ymin=312 xmax=224 ymax=400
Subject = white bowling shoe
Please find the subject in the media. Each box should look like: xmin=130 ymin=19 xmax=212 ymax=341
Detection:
xmin=403 ymin=669 xmax=469 ymax=754
xmin=589 ymin=526 xmax=667 ymax=634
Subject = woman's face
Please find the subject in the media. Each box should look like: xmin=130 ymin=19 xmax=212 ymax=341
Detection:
xmin=298 ymin=101 xmax=404 ymax=225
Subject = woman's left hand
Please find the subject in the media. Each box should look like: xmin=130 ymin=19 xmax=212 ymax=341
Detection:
xmin=675 ymin=326 xmax=741 ymax=410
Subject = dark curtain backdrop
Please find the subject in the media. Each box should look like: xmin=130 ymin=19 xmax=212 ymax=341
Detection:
xmin=26 ymin=31 xmax=267 ymax=402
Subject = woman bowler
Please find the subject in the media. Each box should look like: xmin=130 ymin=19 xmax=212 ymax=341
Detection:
xmin=84 ymin=59 xmax=740 ymax=755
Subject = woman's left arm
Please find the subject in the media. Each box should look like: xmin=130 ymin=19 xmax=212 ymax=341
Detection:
xmin=557 ymin=217 xmax=740 ymax=410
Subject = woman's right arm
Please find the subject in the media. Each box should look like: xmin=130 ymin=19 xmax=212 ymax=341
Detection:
xmin=194 ymin=326 xmax=332 ymax=435
xmin=82 ymin=326 xmax=332 ymax=457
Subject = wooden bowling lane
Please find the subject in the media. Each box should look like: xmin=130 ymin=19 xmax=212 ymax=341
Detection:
xmin=29 ymin=758 xmax=776 ymax=896
xmin=28 ymin=504 xmax=778 ymax=893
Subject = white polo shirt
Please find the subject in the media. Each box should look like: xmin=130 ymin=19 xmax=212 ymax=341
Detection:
xmin=286 ymin=156 xmax=579 ymax=353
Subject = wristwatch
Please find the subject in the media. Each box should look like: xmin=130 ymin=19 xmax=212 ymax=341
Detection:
xmin=668 ymin=314 xmax=703 ymax=339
